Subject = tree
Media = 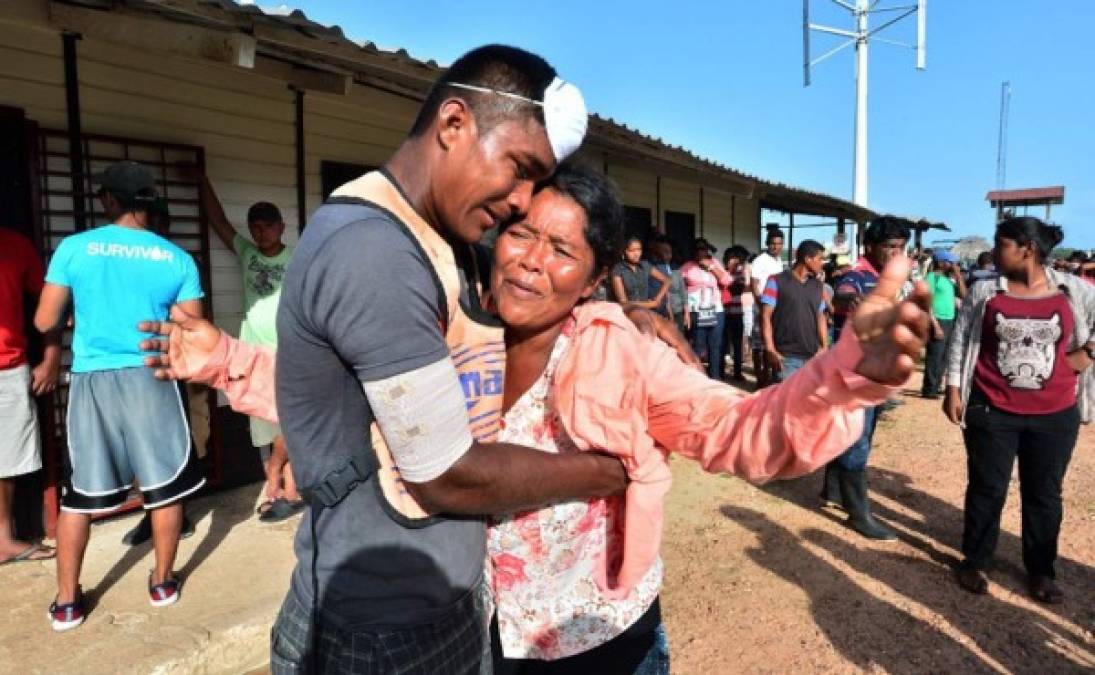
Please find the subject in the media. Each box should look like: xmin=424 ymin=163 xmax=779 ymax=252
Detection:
xmin=951 ymin=236 xmax=991 ymax=263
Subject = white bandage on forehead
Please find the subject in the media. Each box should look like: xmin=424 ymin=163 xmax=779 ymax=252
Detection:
xmin=448 ymin=76 xmax=588 ymax=162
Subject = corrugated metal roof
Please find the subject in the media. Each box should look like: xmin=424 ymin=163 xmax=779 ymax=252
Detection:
xmin=112 ymin=0 xmax=874 ymax=220
xmin=986 ymin=186 xmax=1065 ymax=205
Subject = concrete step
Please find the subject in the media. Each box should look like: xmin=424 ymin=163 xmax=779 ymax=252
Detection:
xmin=0 ymin=484 xmax=296 ymax=674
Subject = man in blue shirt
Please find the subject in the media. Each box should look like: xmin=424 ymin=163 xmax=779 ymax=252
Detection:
xmin=823 ymin=216 xmax=911 ymax=540
xmin=35 ymin=161 xmax=205 ymax=631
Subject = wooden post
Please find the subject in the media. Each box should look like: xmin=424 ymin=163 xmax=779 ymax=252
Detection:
xmin=730 ymin=194 xmax=737 ymax=245
xmin=699 ymin=187 xmax=705 ymax=237
xmin=294 ymin=87 xmax=306 ymax=233
xmin=655 ymin=175 xmax=662 ymax=233
xmin=788 ymin=212 xmax=795 ymax=262
xmin=62 ymin=32 xmax=86 ymax=232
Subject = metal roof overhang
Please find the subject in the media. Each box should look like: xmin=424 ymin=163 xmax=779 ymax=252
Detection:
xmin=46 ymin=0 xmax=884 ymax=221
xmin=759 ymin=185 xmax=874 ymax=222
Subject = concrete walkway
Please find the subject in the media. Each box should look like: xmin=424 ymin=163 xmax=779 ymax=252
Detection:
xmin=0 ymin=484 xmax=295 ymax=674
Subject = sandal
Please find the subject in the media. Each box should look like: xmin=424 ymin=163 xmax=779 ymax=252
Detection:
xmin=1029 ymin=575 xmax=1064 ymax=604
xmin=1 ymin=542 xmax=56 ymax=565
xmin=258 ymin=497 xmax=305 ymax=523
xmin=956 ymin=567 xmax=988 ymax=594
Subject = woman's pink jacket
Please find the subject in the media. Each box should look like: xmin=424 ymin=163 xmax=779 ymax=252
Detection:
xmin=190 ymin=301 xmax=893 ymax=598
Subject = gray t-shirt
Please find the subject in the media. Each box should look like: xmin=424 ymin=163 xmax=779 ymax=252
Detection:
xmin=276 ymin=201 xmax=485 ymax=627
xmin=611 ymin=260 xmax=653 ymax=303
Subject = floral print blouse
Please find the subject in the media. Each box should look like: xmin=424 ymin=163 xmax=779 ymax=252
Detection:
xmin=488 ymin=329 xmax=663 ymax=661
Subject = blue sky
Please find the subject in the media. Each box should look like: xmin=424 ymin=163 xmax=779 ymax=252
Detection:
xmin=273 ymin=1 xmax=1094 ymax=249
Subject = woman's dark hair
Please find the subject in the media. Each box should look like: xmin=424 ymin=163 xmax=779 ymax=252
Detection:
xmin=531 ymin=164 xmax=624 ymax=278
xmin=724 ymin=245 xmax=749 ymax=265
xmin=996 ymin=216 xmax=1065 ymax=263
xmin=863 ymin=215 xmax=910 ymax=245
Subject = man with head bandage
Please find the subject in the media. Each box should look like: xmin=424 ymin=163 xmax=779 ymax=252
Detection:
xmin=254 ymin=44 xmax=625 ymax=673
xmin=139 ymin=44 xmax=697 ymax=672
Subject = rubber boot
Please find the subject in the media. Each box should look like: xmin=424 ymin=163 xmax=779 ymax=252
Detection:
xmin=838 ymin=469 xmax=896 ymax=540
xmin=819 ymin=463 xmax=842 ymax=509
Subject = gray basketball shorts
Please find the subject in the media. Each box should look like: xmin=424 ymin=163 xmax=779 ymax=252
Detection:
xmin=62 ymin=367 xmax=205 ymax=513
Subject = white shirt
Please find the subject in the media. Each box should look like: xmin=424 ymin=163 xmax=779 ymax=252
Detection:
xmin=752 ymin=252 xmax=785 ymax=296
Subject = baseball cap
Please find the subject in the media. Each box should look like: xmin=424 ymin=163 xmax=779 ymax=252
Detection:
xmin=92 ymin=161 xmax=157 ymax=203
xmin=934 ymin=251 xmax=959 ymax=264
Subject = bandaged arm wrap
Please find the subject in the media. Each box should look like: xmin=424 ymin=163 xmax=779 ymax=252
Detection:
xmin=362 ymin=356 xmax=474 ymax=483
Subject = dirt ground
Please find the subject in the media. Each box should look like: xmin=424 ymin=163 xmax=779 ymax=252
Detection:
xmin=660 ymin=374 xmax=1095 ymax=674
xmin=6 ymin=374 xmax=1090 ymax=674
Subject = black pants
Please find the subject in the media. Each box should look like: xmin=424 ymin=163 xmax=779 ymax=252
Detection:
xmin=491 ymin=598 xmax=665 ymax=675
xmin=961 ymin=390 xmax=1080 ymax=578
xmin=724 ymin=311 xmax=745 ymax=376
xmin=921 ymin=318 xmax=953 ymax=395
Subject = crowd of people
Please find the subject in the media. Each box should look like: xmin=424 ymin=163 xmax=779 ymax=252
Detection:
xmin=0 ymin=43 xmax=1090 ymax=674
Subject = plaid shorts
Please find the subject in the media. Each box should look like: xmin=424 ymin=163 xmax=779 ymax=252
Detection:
xmin=270 ymin=587 xmax=486 ymax=675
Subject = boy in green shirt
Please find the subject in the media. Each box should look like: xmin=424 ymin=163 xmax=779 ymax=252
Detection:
xmin=192 ymin=168 xmax=301 ymax=521
xmin=922 ymin=251 xmax=967 ymax=398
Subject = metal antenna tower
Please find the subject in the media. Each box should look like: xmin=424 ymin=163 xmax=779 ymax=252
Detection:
xmin=803 ymin=0 xmax=927 ymax=208
xmin=996 ymin=81 xmax=1011 ymax=189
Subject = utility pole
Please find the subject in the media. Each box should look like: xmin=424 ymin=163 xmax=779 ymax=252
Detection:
xmin=853 ymin=1 xmax=870 ymax=207
xmin=996 ymin=81 xmax=1010 ymax=190
xmin=804 ymin=0 xmax=927 ymax=210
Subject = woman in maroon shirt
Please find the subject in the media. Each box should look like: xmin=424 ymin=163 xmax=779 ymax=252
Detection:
xmin=949 ymin=218 xmax=1091 ymax=603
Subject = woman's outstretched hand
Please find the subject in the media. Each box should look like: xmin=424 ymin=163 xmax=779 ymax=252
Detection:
xmin=851 ymin=255 xmax=932 ymax=385
xmin=138 ymin=305 xmax=224 ymax=381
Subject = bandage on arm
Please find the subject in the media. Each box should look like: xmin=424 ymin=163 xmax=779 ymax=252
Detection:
xmin=363 ymin=356 xmax=473 ymax=483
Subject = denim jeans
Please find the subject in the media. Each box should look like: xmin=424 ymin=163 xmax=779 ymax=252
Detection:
xmin=691 ymin=311 xmax=725 ymax=380
xmin=634 ymin=623 xmax=671 ymax=675
xmin=835 ymin=403 xmax=880 ymax=471
xmin=961 ymin=391 xmax=1080 ymax=577
xmin=774 ymin=355 xmax=807 ymax=383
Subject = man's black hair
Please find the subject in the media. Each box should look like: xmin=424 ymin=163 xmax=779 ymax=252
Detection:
xmin=863 ymin=215 xmax=910 ymax=246
xmin=247 ymin=201 xmax=283 ymax=224
xmin=409 ymin=45 xmax=556 ymax=138
xmin=795 ymin=239 xmax=826 ymax=263
xmin=996 ymin=216 xmax=1065 ymax=263
xmin=765 ymin=228 xmax=785 ymax=245
xmin=976 ymin=251 xmax=993 ymax=267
